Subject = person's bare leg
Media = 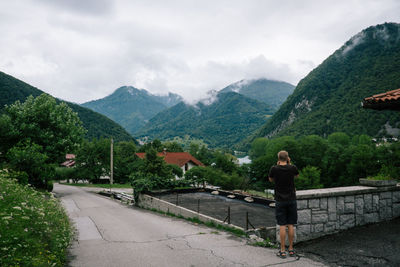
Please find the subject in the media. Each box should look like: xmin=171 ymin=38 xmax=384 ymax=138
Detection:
xmin=288 ymin=224 xmax=294 ymax=250
xmin=279 ymin=225 xmax=286 ymax=252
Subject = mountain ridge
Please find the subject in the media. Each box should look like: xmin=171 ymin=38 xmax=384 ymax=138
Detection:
xmin=254 ymin=22 xmax=400 ymax=141
xmin=0 ymin=71 xmax=134 ymax=142
xmin=220 ymin=78 xmax=295 ymax=110
xmin=82 ymin=86 xmax=182 ymax=134
xmin=136 ymin=91 xmax=274 ymax=148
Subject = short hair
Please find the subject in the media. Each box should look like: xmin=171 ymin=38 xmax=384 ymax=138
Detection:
xmin=277 ymin=150 xmax=289 ymax=161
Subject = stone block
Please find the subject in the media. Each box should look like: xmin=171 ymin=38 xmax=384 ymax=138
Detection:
xmin=345 ymin=195 xmax=355 ymax=203
xmin=344 ymin=202 xmax=355 ymax=214
xmin=379 ymin=199 xmax=392 ymax=220
xmin=312 ymin=210 xmax=328 ymax=223
xmin=298 ymin=209 xmax=312 ymax=224
xmin=309 ymin=199 xmax=320 ymax=209
xmin=393 ymin=191 xmax=400 ymax=203
xmin=393 ymin=203 xmax=400 ymax=217
xmin=355 ymin=197 xmax=364 ymax=215
xmin=297 ymin=200 xmax=308 ymax=209
xmin=320 ymin=198 xmax=327 ymax=209
xmin=324 ymin=222 xmax=337 ymax=232
xmin=312 ymin=223 xmax=324 ymax=233
xmin=373 ymin=194 xmax=380 ymax=212
xmin=296 ymin=224 xmax=311 ymax=237
xmin=364 ymin=194 xmax=373 ymax=213
xmin=364 ymin=213 xmax=379 ymax=224
xmin=337 ymin=196 xmax=344 ymax=214
xmin=328 ymin=197 xmax=336 ymax=212
xmin=356 ymin=214 xmax=365 ymax=226
xmin=328 ymin=211 xmax=337 ymax=221
xmin=380 ymin=192 xmax=392 ymax=199
xmin=340 ymin=214 xmax=355 ymax=230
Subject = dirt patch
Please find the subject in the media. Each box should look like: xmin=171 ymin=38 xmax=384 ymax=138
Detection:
xmin=156 ymin=192 xmax=276 ymax=229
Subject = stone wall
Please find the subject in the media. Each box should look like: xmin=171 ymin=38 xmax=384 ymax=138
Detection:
xmin=294 ymin=185 xmax=400 ymax=242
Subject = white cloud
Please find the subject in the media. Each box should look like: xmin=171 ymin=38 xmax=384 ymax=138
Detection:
xmin=0 ymin=0 xmax=399 ymax=103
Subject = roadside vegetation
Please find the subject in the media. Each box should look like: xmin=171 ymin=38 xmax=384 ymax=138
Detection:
xmin=0 ymin=171 xmax=72 ymax=266
xmin=249 ymin=133 xmax=400 ymax=191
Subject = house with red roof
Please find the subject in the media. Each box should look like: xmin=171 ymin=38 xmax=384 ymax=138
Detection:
xmin=136 ymin=151 xmax=204 ymax=177
xmin=362 ymin=88 xmax=400 ymax=110
xmin=61 ymin=154 xmax=76 ymax=168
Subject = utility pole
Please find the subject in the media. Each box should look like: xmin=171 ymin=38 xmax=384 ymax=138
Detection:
xmin=110 ymin=138 xmax=113 ymax=192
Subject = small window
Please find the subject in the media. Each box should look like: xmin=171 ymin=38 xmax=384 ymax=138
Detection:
xmin=185 ymin=163 xmax=188 ymax=171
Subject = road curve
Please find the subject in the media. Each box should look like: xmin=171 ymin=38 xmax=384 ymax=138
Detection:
xmin=54 ymin=183 xmax=325 ymax=267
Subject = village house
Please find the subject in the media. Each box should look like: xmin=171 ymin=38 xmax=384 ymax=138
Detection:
xmin=60 ymin=154 xmax=75 ymax=167
xmin=135 ymin=151 xmax=204 ymax=177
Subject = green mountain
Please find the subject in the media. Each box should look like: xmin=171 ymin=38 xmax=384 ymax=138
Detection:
xmin=81 ymin=86 xmax=182 ymax=134
xmin=136 ymin=91 xmax=274 ymax=148
xmin=255 ymin=22 xmax=400 ymax=140
xmin=0 ymin=71 xmax=134 ymax=142
xmin=220 ymin=78 xmax=295 ymax=110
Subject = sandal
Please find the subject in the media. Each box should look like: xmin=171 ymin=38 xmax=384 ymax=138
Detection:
xmin=276 ymin=251 xmax=287 ymax=258
xmin=288 ymin=250 xmax=296 ymax=257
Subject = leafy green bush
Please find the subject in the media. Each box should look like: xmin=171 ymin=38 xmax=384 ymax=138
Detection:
xmin=0 ymin=171 xmax=72 ymax=266
xmin=366 ymin=174 xmax=394 ymax=181
xmin=296 ymin=166 xmax=323 ymax=190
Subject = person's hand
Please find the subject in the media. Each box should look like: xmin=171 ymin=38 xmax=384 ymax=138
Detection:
xmin=277 ymin=161 xmax=280 ymax=165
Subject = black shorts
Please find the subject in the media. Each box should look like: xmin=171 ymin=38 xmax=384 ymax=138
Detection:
xmin=275 ymin=200 xmax=297 ymax=225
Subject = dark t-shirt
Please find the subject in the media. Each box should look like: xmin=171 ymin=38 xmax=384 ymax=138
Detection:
xmin=268 ymin=164 xmax=299 ymax=201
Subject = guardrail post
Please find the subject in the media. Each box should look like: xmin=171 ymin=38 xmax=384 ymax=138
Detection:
xmin=246 ymin=211 xmax=249 ymax=230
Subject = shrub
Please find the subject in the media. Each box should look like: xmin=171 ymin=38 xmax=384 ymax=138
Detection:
xmin=0 ymin=171 xmax=72 ymax=266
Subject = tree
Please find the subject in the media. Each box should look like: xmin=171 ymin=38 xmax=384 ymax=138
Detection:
xmin=213 ymin=151 xmax=237 ymax=174
xmin=1 ymin=94 xmax=85 ymax=189
xmin=130 ymin=147 xmax=179 ymax=195
xmin=1 ymin=94 xmax=85 ymax=163
xmin=296 ymin=166 xmax=323 ymax=190
xmin=249 ymin=138 xmax=269 ymax=160
xmin=6 ymin=141 xmax=54 ymax=190
xmin=75 ymin=139 xmax=110 ymax=183
xmin=114 ymin=141 xmax=138 ymax=183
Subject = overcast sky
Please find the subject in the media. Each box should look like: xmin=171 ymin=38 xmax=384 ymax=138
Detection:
xmin=0 ymin=0 xmax=399 ymax=103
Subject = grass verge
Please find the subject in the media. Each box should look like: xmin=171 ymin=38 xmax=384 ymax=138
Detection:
xmin=250 ymin=238 xmax=278 ymax=248
xmin=0 ymin=171 xmax=72 ymax=266
xmin=59 ymin=182 xmax=131 ymax=189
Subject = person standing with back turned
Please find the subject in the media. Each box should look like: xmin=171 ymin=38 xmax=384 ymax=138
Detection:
xmin=268 ymin=150 xmax=299 ymax=258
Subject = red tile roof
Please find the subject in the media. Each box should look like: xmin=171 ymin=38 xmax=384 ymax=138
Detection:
xmin=61 ymin=160 xmax=75 ymax=167
xmin=66 ymin=154 xmax=76 ymax=160
xmin=136 ymin=152 xmax=204 ymax=167
xmin=363 ymin=88 xmax=400 ymax=110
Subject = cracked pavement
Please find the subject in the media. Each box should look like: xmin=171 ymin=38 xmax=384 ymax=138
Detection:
xmin=54 ymin=184 xmax=325 ymax=267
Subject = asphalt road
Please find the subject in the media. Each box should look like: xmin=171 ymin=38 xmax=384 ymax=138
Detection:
xmin=54 ymin=184 xmax=325 ymax=267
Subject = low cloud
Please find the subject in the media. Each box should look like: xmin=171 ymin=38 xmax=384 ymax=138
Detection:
xmin=0 ymin=0 xmax=399 ymax=104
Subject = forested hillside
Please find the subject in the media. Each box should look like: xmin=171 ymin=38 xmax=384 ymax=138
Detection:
xmin=82 ymin=86 xmax=182 ymax=134
xmin=255 ymin=23 xmax=400 ymax=140
xmin=0 ymin=71 xmax=134 ymax=141
xmin=136 ymin=92 xmax=274 ymax=148
xmin=220 ymin=78 xmax=294 ymax=110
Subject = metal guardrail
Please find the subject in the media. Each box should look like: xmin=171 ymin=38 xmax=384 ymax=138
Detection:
xmin=114 ymin=192 xmax=135 ymax=204
xmin=98 ymin=191 xmax=135 ymax=204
